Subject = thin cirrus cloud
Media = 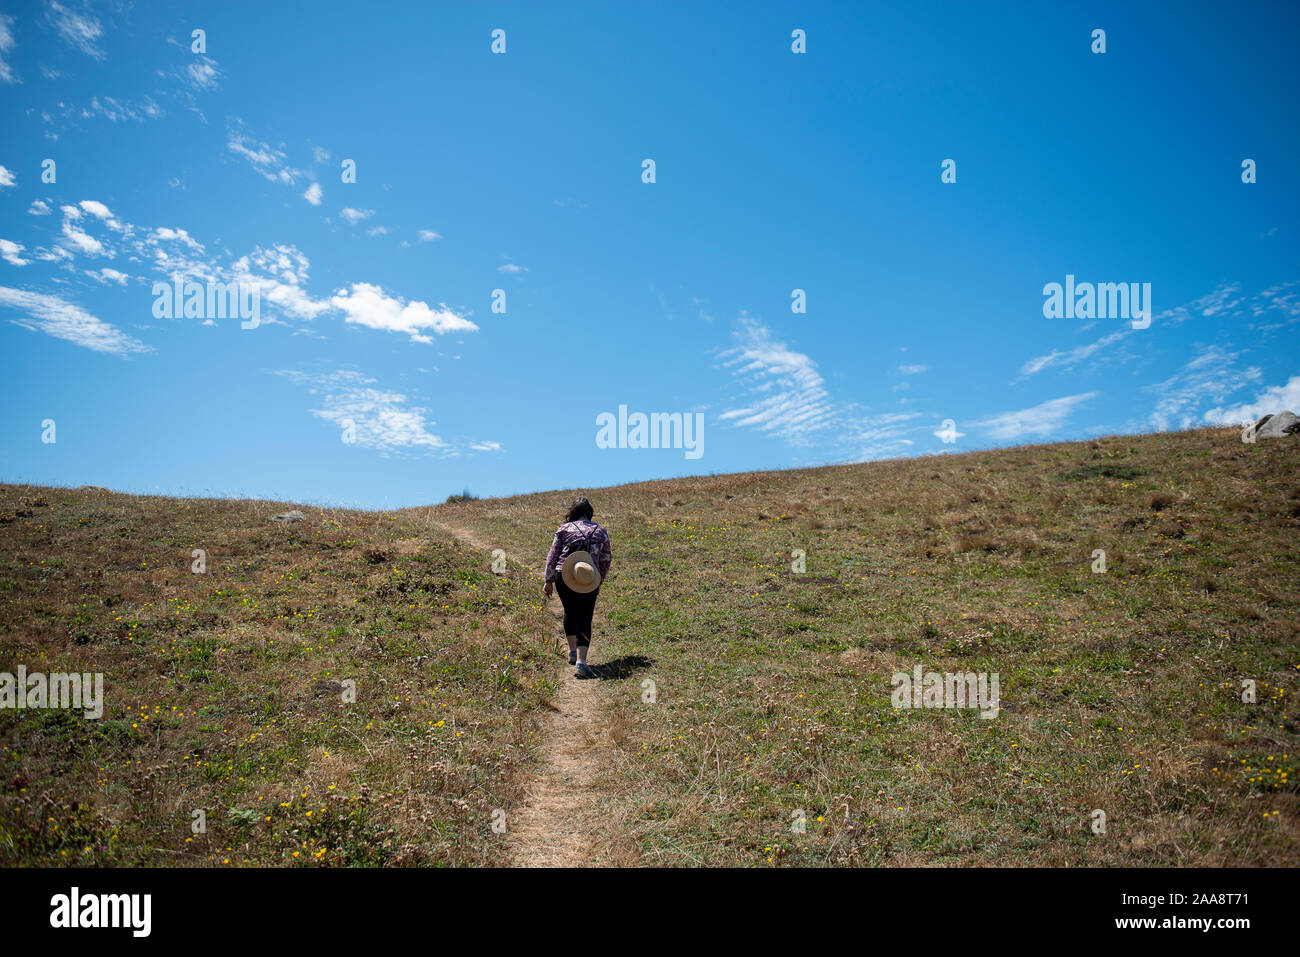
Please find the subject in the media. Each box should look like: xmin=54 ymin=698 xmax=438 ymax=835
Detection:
xmin=0 ymin=14 xmax=16 ymax=84
xmin=276 ymin=369 xmax=502 ymax=455
xmin=226 ymin=123 xmax=304 ymax=185
xmin=719 ymin=315 xmax=836 ymax=443
xmin=1204 ymin=374 xmax=1300 ymax=426
xmin=340 ymin=207 xmax=373 ymax=225
xmin=1144 ymin=345 xmax=1262 ymax=432
xmin=44 ymin=0 xmax=106 ymax=60
xmin=276 ymin=369 xmax=446 ymax=453
xmin=1018 ymin=282 xmax=1298 ymax=379
xmin=848 ymin=410 xmax=925 ymax=459
xmin=0 ymin=285 xmax=150 ymax=356
xmin=973 ymin=392 xmax=1099 ymax=440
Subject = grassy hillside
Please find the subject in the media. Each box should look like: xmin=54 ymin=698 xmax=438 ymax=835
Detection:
xmin=408 ymin=426 xmax=1299 ymax=866
xmin=0 ymin=491 xmax=554 ymax=866
xmin=1 ymin=425 xmax=1296 ymax=866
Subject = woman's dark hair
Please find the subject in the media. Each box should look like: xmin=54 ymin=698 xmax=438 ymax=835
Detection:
xmin=566 ymin=496 xmax=594 ymax=523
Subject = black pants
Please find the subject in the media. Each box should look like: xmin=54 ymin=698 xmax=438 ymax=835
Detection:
xmin=556 ymin=579 xmax=600 ymax=647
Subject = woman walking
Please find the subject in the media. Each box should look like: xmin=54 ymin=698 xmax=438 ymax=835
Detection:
xmin=543 ymin=497 xmax=612 ymax=678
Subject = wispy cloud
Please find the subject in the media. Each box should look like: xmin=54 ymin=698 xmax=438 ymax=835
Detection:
xmin=302 ymin=182 xmax=322 ymax=206
xmin=277 ymin=369 xmax=498 ymax=455
xmin=277 ymin=369 xmax=445 ymax=453
xmin=184 ymin=56 xmax=220 ymax=91
xmin=1145 ymin=346 xmax=1262 ymax=431
xmin=1020 ymin=328 xmax=1130 ymax=376
xmin=898 ymin=364 xmax=927 ymax=375
xmin=0 ymin=286 xmax=150 ymax=356
xmin=1204 ymin=374 xmax=1300 ymax=425
xmin=44 ymin=1 xmax=105 ymax=60
xmin=0 ymin=14 xmax=17 ymax=84
xmin=340 ymin=207 xmax=373 ymax=225
xmin=88 ymin=266 xmax=129 ymax=284
xmin=973 ymin=392 xmax=1099 ymax=440
xmin=227 ymin=123 xmax=304 ymax=185
xmin=846 ymin=410 xmax=924 ymax=458
xmin=720 ymin=316 xmax=836 ymax=443
xmin=1018 ymin=282 xmax=1255 ymax=378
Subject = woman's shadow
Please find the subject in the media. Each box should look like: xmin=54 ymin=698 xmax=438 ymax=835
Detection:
xmin=589 ymin=655 xmax=655 ymax=680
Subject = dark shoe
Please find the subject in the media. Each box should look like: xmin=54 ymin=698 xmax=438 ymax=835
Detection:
xmin=575 ymin=661 xmax=595 ymax=679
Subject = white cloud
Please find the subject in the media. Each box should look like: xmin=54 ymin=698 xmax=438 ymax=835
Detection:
xmin=151 ymin=226 xmax=202 ymax=250
xmin=45 ymin=1 xmax=105 ymax=59
xmin=898 ymin=364 xmax=927 ymax=375
xmin=417 ymin=229 xmax=441 ymax=243
xmin=0 ymin=15 xmax=16 ymax=84
xmin=303 ymin=182 xmax=322 ymax=205
xmin=0 ymin=240 xmax=30 ymax=266
xmin=77 ymin=199 xmax=125 ymax=231
xmin=843 ymin=410 xmax=924 ymax=458
xmin=60 ymin=203 xmax=107 ymax=256
xmin=1019 ymin=282 xmax=1252 ymax=378
xmin=277 ymin=369 xmax=445 ymax=452
xmin=312 ymin=146 xmax=330 ymax=164
xmin=1145 ymin=346 xmax=1260 ymax=431
xmin=0 ymin=286 xmax=150 ymax=356
xmin=81 ymin=95 xmax=163 ymax=123
xmin=28 ymin=200 xmax=51 ymax=215
xmin=33 ymin=245 xmax=71 ymax=262
xmin=227 ymin=124 xmax=303 ymax=184
xmin=366 ymin=226 xmax=389 ymax=237
xmin=0 ymin=165 xmax=15 ymax=188
xmin=470 ymin=440 xmax=503 ymax=452
xmin=1020 ymin=329 xmax=1130 ymax=376
xmin=330 ymin=282 xmax=478 ymax=343
xmin=230 ymin=244 xmax=331 ymax=321
xmin=497 ymin=263 xmax=526 ymax=273
xmin=1205 ymin=375 xmax=1300 ymax=425
xmin=88 ymin=267 xmax=129 ymax=284
xmin=974 ymin=392 xmax=1098 ymax=441
xmin=720 ymin=316 xmax=835 ymax=443
xmin=340 ymin=207 xmax=373 ymax=224
xmin=185 ymin=57 xmax=220 ymax=91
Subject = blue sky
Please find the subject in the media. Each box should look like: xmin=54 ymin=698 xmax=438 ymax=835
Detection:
xmin=1 ymin=0 xmax=1297 ymax=508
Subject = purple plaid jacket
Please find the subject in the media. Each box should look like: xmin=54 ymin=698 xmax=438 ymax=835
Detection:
xmin=544 ymin=519 xmax=612 ymax=584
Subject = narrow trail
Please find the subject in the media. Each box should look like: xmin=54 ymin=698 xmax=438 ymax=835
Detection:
xmin=431 ymin=519 xmax=610 ymax=868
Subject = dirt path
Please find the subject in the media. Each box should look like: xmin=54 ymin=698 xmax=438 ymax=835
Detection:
xmin=431 ymin=519 xmax=610 ymax=867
